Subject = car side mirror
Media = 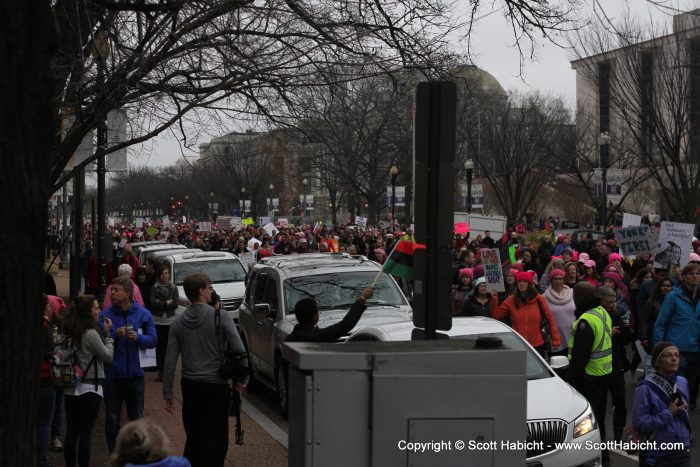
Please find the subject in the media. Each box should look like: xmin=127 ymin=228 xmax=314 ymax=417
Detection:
xmin=253 ymin=303 xmax=271 ymax=317
xmin=549 ymin=355 xmax=569 ymax=369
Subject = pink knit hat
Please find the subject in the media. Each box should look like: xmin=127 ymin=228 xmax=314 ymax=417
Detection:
xmin=515 ymin=270 xmax=536 ymax=285
xmin=549 ymin=269 xmax=565 ymax=279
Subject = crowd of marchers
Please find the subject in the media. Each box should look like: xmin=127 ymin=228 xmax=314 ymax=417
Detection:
xmin=40 ymin=218 xmax=700 ymax=467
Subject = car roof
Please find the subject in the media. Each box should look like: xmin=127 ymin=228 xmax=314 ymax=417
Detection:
xmin=166 ymin=251 xmax=242 ymax=263
xmin=256 ymin=253 xmax=377 ymax=278
xmin=148 ymin=248 xmax=201 ymax=258
xmin=353 ymin=316 xmax=513 ymax=341
xmin=139 ymin=243 xmax=185 ymax=252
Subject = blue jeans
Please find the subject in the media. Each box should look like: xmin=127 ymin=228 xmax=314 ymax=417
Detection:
xmin=103 ymin=373 xmax=145 ymax=452
xmin=37 ymin=384 xmax=55 ymax=467
xmin=51 ymin=385 xmax=64 ymax=439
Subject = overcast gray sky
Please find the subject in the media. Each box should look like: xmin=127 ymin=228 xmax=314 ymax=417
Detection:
xmin=137 ymin=0 xmax=693 ymax=168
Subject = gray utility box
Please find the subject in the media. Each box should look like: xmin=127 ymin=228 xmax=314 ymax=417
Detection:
xmin=283 ymin=340 xmax=527 ymax=467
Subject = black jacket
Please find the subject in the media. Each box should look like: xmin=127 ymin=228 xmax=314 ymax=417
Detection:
xmin=286 ymin=300 xmax=367 ymax=343
xmin=460 ymin=294 xmax=491 ymax=317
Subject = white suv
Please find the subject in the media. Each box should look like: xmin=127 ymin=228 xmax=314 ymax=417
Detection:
xmin=346 ymin=316 xmax=602 ymax=467
xmin=163 ymin=251 xmax=248 ymax=322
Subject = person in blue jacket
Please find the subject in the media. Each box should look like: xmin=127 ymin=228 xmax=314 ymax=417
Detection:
xmin=652 ymin=263 xmax=700 ymax=409
xmin=632 ymin=342 xmax=691 ymax=467
xmin=101 ymin=276 xmax=157 ymax=453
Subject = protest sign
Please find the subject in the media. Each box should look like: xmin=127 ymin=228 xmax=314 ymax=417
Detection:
xmin=356 ymin=216 xmax=367 ymax=228
xmin=454 ymin=222 xmax=470 ymax=235
xmin=242 ymin=217 xmax=254 ymax=226
xmin=216 ymin=216 xmax=232 ymax=230
xmin=146 ymin=226 xmax=159 ymax=238
xmin=247 ymin=237 xmax=262 ymax=252
xmin=622 ymin=213 xmax=642 ymax=227
xmin=263 ymin=223 xmax=278 ymax=237
xmin=654 ymin=222 xmax=696 ymax=269
xmin=614 ymin=226 xmax=656 ymax=257
xmin=237 ymin=251 xmax=255 ymax=268
xmin=259 ymin=216 xmax=271 ymax=226
xmin=480 ymin=248 xmax=505 ymax=293
xmin=198 ymin=221 xmax=211 ymax=232
xmin=231 ymin=217 xmax=243 ymax=230
xmin=278 ymin=218 xmax=289 ymax=227
xmin=119 ymin=238 xmax=128 ymax=249
xmin=161 ymin=215 xmax=170 ymax=228
xmin=135 ymin=218 xmax=144 ymax=228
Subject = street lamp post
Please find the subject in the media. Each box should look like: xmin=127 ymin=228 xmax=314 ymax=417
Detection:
xmin=240 ymin=187 xmax=246 ymax=216
xmin=464 ymin=159 xmax=474 ymax=213
xmin=268 ymin=183 xmax=274 ymax=219
xmin=209 ymin=191 xmax=215 ymax=221
xmin=390 ymin=165 xmax=398 ymax=231
xmin=598 ymin=132 xmax=611 ymax=232
xmin=302 ymin=178 xmax=308 ymax=222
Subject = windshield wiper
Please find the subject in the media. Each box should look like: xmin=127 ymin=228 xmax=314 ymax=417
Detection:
xmin=365 ymin=302 xmax=401 ymax=309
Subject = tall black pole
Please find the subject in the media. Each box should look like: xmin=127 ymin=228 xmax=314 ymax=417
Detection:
xmin=391 ymin=173 xmax=397 ymax=231
xmin=96 ymin=119 xmax=107 ymax=305
xmin=69 ymin=169 xmax=84 ymax=298
xmin=601 ymin=143 xmax=609 ymax=233
xmin=466 ymin=169 xmax=473 ymax=213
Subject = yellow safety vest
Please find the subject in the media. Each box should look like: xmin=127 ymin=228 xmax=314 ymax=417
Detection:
xmin=568 ymin=306 xmax=613 ymax=376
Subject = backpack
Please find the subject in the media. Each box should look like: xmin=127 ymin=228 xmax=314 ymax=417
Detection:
xmin=50 ymin=334 xmax=93 ymax=387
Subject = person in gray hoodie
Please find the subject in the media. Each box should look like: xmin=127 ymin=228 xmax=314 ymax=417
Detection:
xmin=162 ymin=273 xmax=247 ymax=467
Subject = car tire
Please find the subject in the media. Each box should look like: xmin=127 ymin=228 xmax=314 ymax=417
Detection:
xmin=275 ymin=359 xmax=289 ymax=419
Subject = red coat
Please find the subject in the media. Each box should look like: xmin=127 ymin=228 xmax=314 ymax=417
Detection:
xmin=490 ymin=293 xmax=561 ymax=349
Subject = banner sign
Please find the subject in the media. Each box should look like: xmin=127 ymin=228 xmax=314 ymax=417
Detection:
xmin=614 ymin=226 xmax=656 ymax=257
xmin=460 ymin=184 xmax=484 ymax=209
xmin=653 ymin=222 xmax=696 ymax=269
xmin=622 ymin=213 xmax=642 ymax=227
xmin=480 ymin=248 xmax=505 ymax=293
xmin=385 ymin=186 xmax=406 ymax=207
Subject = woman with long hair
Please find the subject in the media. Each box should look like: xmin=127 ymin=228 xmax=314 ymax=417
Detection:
xmin=564 ymin=261 xmax=580 ymax=288
xmin=490 ymin=271 xmax=561 ymax=357
xmin=150 ymin=264 xmax=180 ymax=382
xmin=499 ymin=268 xmax=518 ymax=302
xmin=581 ymin=260 xmax=599 ymax=287
xmin=452 ymin=269 xmax=473 ymax=316
xmin=62 ymin=295 xmax=114 ymax=467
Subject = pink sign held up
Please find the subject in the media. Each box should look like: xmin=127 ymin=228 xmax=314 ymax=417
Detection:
xmin=454 ymin=222 xmax=470 ymax=235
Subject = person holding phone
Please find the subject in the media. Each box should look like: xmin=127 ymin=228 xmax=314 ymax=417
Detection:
xmin=632 ymin=342 xmax=691 ymax=467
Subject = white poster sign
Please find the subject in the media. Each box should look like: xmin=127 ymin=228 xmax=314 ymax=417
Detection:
xmin=161 ymin=215 xmax=170 ymax=228
xmin=622 ymin=213 xmax=642 ymax=227
xmin=480 ymin=248 xmax=505 ymax=293
xmin=247 ymin=237 xmax=262 ymax=252
xmin=237 ymin=251 xmax=255 ymax=268
xmin=259 ymin=216 xmax=271 ymax=226
xmin=119 ymin=238 xmax=128 ymax=249
xmin=199 ymin=221 xmax=211 ymax=232
xmin=356 ymin=216 xmax=368 ymax=228
xmin=278 ymin=218 xmax=289 ymax=227
xmin=138 ymin=329 xmax=156 ymax=368
xmin=231 ymin=217 xmax=243 ymax=230
xmin=263 ymin=223 xmax=278 ymax=237
xmin=216 ymin=216 xmax=232 ymax=230
xmin=653 ymin=222 xmax=696 ymax=269
xmin=614 ymin=226 xmax=656 ymax=257
xmin=135 ymin=218 xmax=144 ymax=228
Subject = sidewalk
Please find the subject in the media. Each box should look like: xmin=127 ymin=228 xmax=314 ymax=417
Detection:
xmin=47 ymin=261 xmax=288 ymax=466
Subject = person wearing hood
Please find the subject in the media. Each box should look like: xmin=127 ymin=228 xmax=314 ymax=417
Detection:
xmin=567 ymin=282 xmax=612 ymax=465
xmin=632 ymin=342 xmax=691 ymax=467
xmin=110 ymin=419 xmax=191 ymax=467
xmin=101 ymin=277 xmax=157 ymax=453
xmin=653 ymin=263 xmax=700 ymax=410
xmin=543 ymin=269 xmax=575 ymax=356
xmin=460 ymin=277 xmax=491 ymax=317
xmin=163 ymin=273 xmax=248 ymax=467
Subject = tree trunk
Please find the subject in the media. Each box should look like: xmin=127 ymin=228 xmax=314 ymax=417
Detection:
xmin=0 ymin=2 xmax=56 ymax=466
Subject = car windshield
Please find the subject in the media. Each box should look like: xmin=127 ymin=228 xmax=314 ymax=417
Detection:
xmin=284 ymin=271 xmax=406 ymax=313
xmin=173 ymin=259 xmax=246 ymax=285
xmin=451 ymin=332 xmax=552 ymax=380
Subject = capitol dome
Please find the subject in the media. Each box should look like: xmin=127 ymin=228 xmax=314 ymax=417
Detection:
xmin=449 ymin=64 xmax=507 ymax=97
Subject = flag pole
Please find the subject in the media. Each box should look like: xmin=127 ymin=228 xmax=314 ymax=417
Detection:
xmin=371 ymin=239 xmax=402 ymax=287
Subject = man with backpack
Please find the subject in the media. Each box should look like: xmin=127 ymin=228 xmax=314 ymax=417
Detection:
xmin=100 ymin=276 xmax=157 ymax=452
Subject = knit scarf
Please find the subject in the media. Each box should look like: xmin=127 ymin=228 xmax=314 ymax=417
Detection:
xmin=543 ymin=285 xmax=573 ymax=306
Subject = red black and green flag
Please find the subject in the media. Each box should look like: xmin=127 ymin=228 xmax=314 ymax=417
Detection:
xmin=382 ymin=240 xmax=426 ymax=280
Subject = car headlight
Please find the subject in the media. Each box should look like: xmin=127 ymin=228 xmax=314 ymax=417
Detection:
xmin=573 ymin=404 xmax=597 ymax=438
